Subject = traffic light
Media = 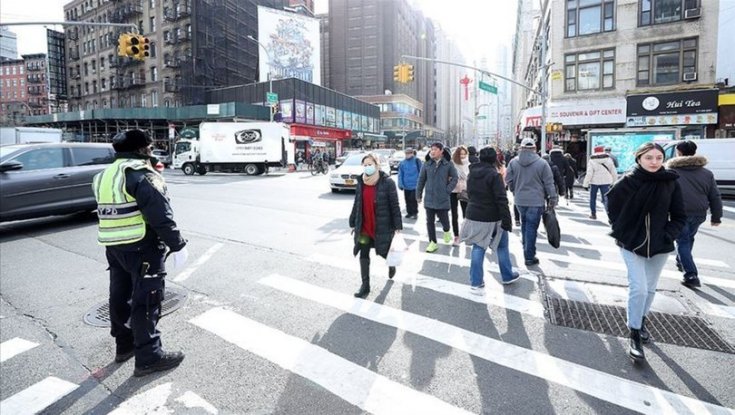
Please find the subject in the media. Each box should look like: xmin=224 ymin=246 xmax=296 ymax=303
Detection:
xmin=393 ymin=65 xmax=402 ymax=82
xmin=117 ymin=33 xmax=140 ymax=58
xmin=406 ymin=64 xmax=414 ymax=82
xmin=136 ymin=35 xmax=150 ymax=60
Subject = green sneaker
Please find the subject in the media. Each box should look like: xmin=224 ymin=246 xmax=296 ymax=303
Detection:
xmin=443 ymin=231 xmax=452 ymax=244
xmin=426 ymin=241 xmax=439 ymax=253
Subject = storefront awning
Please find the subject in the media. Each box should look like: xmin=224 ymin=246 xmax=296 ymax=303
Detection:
xmin=519 ymin=97 xmax=627 ymax=129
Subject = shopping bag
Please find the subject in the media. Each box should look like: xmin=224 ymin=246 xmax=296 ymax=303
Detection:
xmin=542 ymin=208 xmax=561 ymax=249
xmin=386 ymin=235 xmax=408 ymax=267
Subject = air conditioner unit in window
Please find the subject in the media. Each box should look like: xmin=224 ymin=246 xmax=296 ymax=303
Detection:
xmin=683 ymin=72 xmax=698 ymax=81
xmin=684 ymin=8 xmax=701 ymax=19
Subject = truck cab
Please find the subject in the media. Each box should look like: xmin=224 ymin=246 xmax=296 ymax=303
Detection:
xmin=173 ymin=139 xmax=204 ymax=175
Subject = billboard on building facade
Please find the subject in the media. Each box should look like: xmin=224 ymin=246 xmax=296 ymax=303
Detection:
xmin=336 ymin=109 xmax=344 ymax=128
xmin=257 ymin=6 xmax=321 ymax=86
xmin=326 ymin=107 xmax=336 ymax=127
xmin=280 ymin=99 xmax=294 ymax=123
xmin=295 ymin=100 xmax=306 ymax=123
xmin=306 ymin=102 xmax=314 ymax=124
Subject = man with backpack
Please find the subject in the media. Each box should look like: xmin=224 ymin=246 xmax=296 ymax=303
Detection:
xmin=397 ymin=148 xmax=423 ymax=219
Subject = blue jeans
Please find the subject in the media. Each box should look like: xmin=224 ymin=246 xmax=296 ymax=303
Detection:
xmin=469 ymin=230 xmax=514 ymax=287
xmin=620 ymin=248 xmax=669 ymax=329
xmin=589 ymin=184 xmax=610 ymax=215
xmin=518 ymin=206 xmax=544 ymax=261
xmin=675 ymin=216 xmax=706 ymax=277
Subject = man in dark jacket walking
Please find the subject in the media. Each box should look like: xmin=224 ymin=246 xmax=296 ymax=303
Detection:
xmin=397 ymin=148 xmax=422 ymax=219
xmin=549 ymin=147 xmax=570 ymax=197
xmin=417 ymin=142 xmax=458 ymax=252
xmin=666 ymin=141 xmax=723 ymax=288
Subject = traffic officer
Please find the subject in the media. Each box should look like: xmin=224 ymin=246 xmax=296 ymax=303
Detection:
xmin=93 ymin=129 xmax=188 ymax=377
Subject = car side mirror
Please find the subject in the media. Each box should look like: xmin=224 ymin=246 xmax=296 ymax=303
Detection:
xmin=0 ymin=160 xmax=23 ymax=172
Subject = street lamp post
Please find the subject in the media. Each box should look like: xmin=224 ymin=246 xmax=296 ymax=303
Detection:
xmin=247 ymin=35 xmax=273 ymax=122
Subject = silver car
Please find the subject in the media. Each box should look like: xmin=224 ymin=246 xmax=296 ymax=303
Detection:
xmin=0 ymin=143 xmax=114 ymax=222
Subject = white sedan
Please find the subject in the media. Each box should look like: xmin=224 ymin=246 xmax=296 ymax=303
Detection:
xmin=329 ymin=153 xmax=390 ymax=193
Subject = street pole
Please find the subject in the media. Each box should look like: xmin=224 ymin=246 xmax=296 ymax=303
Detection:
xmin=247 ymin=35 xmax=273 ymax=122
xmin=539 ymin=28 xmax=548 ymax=155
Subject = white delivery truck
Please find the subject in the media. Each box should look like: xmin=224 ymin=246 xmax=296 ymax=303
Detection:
xmin=663 ymin=138 xmax=735 ymax=196
xmin=0 ymin=127 xmax=63 ymax=146
xmin=173 ymin=122 xmax=294 ymax=176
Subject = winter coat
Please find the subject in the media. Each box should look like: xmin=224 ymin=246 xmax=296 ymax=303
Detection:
xmin=349 ymin=171 xmax=403 ymax=258
xmin=565 ymin=158 xmax=578 ymax=189
xmin=583 ymin=154 xmax=617 ymax=187
xmin=666 ymin=155 xmax=723 ymax=222
xmin=416 ymin=157 xmax=459 ymax=210
xmin=505 ymin=150 xmax=558 ymax=207
xmin=607 ymin=166 xmax=686 ymax=258
xmin=397 ymin=157 xmax=422 ymax=191
xmin=466 ymin=162 xmax=512 ymax=231
xmin=452 ymin=160 xmax=470 ymax=193
xmin=549 ymin=149 xmax=570 ymax=183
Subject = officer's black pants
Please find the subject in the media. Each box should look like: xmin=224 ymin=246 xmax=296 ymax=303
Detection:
xmin=106 ymin=243 xmax=166 ymax=367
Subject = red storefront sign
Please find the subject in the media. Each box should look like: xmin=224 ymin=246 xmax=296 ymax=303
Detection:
xmin=290 ymin=124 xmax=352 ymax=141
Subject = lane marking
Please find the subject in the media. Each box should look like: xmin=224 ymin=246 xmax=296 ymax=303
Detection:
xmin=0 ymin=338 xmax=39 ymax=363
xmin=174 ymin=243 xmax=224 ymax=282
xmin=190 ymin=308 xmax=473 ymax=415
xmin=258 ymin=274 xmax=734 ymax=415
xmin=722 ymin=206 xmax=735 ymax=214
xmin=308 ymin=253 xmax=545 ymax=318
xmin=175 ymin=391 xmax=218 ymax=414
xmin=109 ymin=382 xmax=173 ymax=415
xmin=0 ymin=377 xmax=78 ymax=415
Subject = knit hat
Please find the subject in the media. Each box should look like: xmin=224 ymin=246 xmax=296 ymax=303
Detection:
xmin=112 ymin=130 xmax=152 ymax=153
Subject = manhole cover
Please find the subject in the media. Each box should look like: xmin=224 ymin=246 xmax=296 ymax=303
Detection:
xmin=543 ymin=296 xmax=735 ymax=354
xmin=84 ymin=286 xmax=188 ymax=327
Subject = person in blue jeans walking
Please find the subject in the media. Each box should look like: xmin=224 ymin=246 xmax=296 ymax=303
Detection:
xmin=505 ymin=137 xmax=557 ymax=266
xmin=397 ymin=148 xmax=422 ymax=219
xmin=460 ymin=147 xmax=519 ymax=293
xmin=607 ymin=142 xmax=686 ymax=362
xmin=666 ymin=140 xmax=723 ymax=288
xmin=583 ymin=146 xmax=617 ymax=220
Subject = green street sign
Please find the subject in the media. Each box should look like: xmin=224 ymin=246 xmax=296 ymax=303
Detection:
xmin=479 ymin=81 xmax=497 ymax=94
xmin=266 ymin=92 xmax=279 ymax=105
xmin=476 ymin=115 xmax=487 ymax=120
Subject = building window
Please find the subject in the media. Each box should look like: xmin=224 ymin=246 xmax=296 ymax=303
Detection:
xmin=150 ymin=66 xmax=157 ymax=82
xmin=640 ymin=0 xmax=698 ymax=26
xmin=565 ymin=49 xmax=615 ymax=91
xmin=100 ymin=57 xmax=105 ymax=70
xmin=101 ymin=78 xmax=107 ymax=90
xmin=150 ymin=16 xmax=156 ymax=32
xmin=93 ymin=80 xmax=97 ymax=93
xmin=150 ymin=0 xmax=155 ymax=8
xmin=149 ymin=42 xmax=156 ymax=58
xmin=637 ymin=38 xmax=697 ymax=85
xmin=84 ymin=62 xmax=88 ymax=76
xmin=151 ymin=90 xmax=158 ymax=107
xmin=566 ymin=0 xmax=615 ymax=37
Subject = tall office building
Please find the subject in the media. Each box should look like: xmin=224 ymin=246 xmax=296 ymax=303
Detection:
xmin=327 ymin=0 xmax=436 ymax=130
xmin=0 ymin=27 xmax=18 ymax=61
xmin=63 ymin=0 xmax=285 ymax=111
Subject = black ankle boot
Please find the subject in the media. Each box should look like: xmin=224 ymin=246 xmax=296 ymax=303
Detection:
xmin=640 ymin=317 xmax=651 ymax=343
xmin=388 ymin=266 xmax=396 ymax=279
xmin=354 ymin=258 xmax=370 ymax=298
xmin=629 ymin=329 xmax=645 ymax=361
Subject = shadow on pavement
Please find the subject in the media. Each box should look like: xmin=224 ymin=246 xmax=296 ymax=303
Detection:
xmin=0 ymin=212 xmax=98 ymax=243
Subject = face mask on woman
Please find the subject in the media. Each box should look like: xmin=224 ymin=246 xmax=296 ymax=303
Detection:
xmin=364 ymin=165 xmax=376 ymax=176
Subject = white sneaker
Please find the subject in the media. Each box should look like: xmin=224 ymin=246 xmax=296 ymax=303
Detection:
xmin=470 ymin=285 xmax=485 ymax=295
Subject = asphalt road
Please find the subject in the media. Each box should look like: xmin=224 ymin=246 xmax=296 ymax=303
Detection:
xmin=1 ymin=168 xmax=734 ymax=414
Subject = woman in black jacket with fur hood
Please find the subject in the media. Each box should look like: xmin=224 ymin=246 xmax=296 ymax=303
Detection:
xmin=349 ymin=154 xmax=403 ymax=298
xmin=607 ymin=142 xmax=686 ymax=362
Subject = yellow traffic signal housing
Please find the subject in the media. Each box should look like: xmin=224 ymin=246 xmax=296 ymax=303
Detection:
xmin=136 ymin=35 xmax=150 ymax=60
xmin=393 ymin=65 xmax=402 ymax=82
xmin=406 ymin=64 xmax=414 ymax=82
xmin=117 ymin=33 xmax=140 ymax=58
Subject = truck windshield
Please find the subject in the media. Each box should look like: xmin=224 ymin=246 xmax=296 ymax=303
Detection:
xmin=174 ymin=142 xmax=190 ymax=155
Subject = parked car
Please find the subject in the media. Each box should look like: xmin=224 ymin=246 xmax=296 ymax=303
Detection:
xmin=388 ymin=150 xmax=405 ymax=174
xmin=335 ymin=150 xmax=364 ymax=168
xmin=0 ymin=143 xmax=115 ymax=222
xmin=372 ymin=149 xmax=395 ymax=161
xmin=329 ymin=153 xmax=390 ymax=193
xmin=152 ymin=149 xmax=171 ymax=167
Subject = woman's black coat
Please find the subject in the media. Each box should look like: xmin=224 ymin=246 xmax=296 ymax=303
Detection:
xmin=466 ymin=162 xmax=512 ymax=231
xmin=349 ymin=171 xmax=403 ymax=258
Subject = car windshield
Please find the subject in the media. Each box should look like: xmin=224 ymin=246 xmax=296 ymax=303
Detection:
xmin=0 ymin=146 xmax=23 ymax=160
xmin=342 ymin=154 xmax=367 ymax=166
xmin=373 ymin=150 xmax=393 ymax=157
xmin=153 ymin=150 xmax=169 ymax=156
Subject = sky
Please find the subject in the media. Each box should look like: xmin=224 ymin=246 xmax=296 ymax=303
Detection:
xmin=1 ymin=0 xmax=517 ymax=68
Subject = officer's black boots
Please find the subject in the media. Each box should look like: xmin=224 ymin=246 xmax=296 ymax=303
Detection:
xmin=388 ymin=266 xmax=396 ymax=279
xmin=354 ymin=258 xmax=370 ymax=298
xmin=133 ymin=351 xmax=185 ymax=377
xmin=114 ymin=350 xmax=135 ymax=363
xmin=640 ymin=317 xmax=651 ymax=343
xmin=629 ymin=329 xmax=645 ymax=361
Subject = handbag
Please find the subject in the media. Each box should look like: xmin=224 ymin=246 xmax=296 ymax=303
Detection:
xmin=542 ymin=208 xmax=561 ymax=249
xmin=386 ymin=235 xmax=408 ymax=267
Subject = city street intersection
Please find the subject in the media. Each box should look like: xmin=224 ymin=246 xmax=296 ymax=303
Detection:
xmin=1 ymin=169 xmax=734 ymax=414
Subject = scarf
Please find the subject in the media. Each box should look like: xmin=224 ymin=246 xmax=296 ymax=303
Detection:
xmin=362 ymin=171 xmax=379 ymax=186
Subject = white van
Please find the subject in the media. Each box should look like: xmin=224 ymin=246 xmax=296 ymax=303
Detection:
xmin=663 ymin=138 xmax=735 ymax=196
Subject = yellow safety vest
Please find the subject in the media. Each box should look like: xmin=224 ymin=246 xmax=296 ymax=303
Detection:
xmin=92 ymin=158 xmax=156 ymax=246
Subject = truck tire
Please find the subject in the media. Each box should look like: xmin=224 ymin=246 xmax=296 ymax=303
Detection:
xmin=183 ymin=163 xmax=196 ymax=176
xmin=244 ymin=164 xmax=260 ymax=176
xmin=197 ymin=165 xmax=207 ymax=175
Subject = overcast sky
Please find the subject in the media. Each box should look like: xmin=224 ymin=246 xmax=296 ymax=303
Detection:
xmin=1 ymin=0 xmax=516 ymax=67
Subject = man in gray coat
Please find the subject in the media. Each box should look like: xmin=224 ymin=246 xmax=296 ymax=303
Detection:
xmin=666 ymin=140 xmax=723 ymax=288
xmin=417 ymin=142 xmax=458 ymax=252
xmin=505 ymin=137 xmax=558 ymax=266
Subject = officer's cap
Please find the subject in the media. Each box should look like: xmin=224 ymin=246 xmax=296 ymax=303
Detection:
xmin=112 ymin=130 xmax=152 ymax=153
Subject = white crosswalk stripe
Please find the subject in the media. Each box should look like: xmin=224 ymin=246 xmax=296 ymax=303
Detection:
xmin=0 ymin=338 xmax=38 ymax=363
xmin=0 ymin=377 xmax=78 ymax=415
